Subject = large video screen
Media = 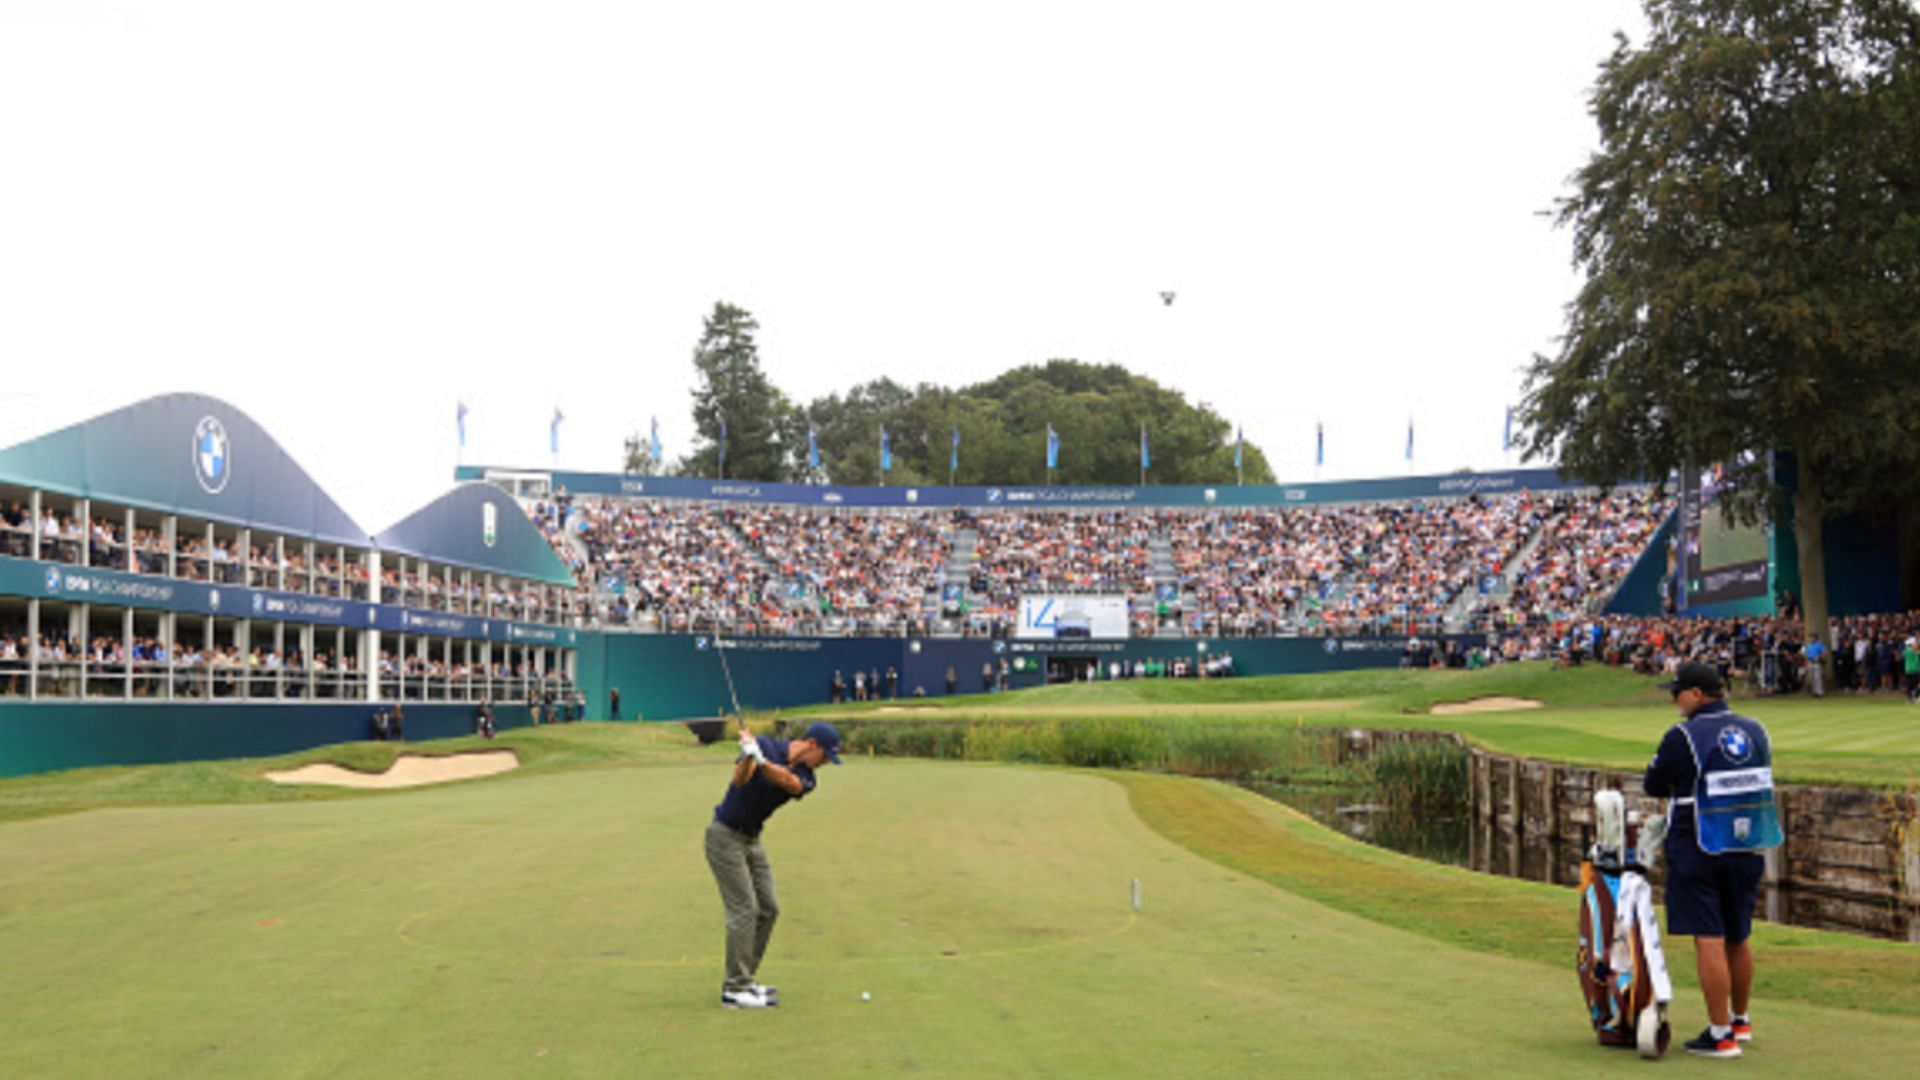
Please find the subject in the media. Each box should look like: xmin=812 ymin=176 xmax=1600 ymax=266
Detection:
xmin=1677 ymin=459 xmax=1770 ymax=610
xmin=1016 ymin=595 xmax=1131 ymax=640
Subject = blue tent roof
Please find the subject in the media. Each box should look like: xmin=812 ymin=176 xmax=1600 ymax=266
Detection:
xmin=0 ymin=393 xmax=370 ymax=548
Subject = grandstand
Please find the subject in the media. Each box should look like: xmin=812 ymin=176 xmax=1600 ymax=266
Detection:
xmin=0 ymin=399 xmax=1687 ymax=777
xmin=507 ymin=473 xmax=1673 ymax=642
xmin=0 ymin=395 xmax=581 ymax=775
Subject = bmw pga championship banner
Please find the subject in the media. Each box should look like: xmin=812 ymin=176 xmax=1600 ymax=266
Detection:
xmin=0 ymin=555 xmax=576 ymax=647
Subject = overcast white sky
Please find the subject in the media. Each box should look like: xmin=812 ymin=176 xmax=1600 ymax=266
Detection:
xmin=0 ymin=1 xmax=1647 ymax=531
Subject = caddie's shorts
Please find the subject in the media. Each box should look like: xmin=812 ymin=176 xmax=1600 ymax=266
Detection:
xmin=1664 ymin=835 xmax=1766 ymax=944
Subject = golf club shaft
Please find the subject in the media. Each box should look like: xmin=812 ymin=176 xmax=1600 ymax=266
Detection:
xmin=713 ymin=624 xmax=744 ymax=729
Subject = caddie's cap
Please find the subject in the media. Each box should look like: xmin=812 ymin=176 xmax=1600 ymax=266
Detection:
xmin=804 ymin=721 xmax=842 ymax=764
xmin=1657 ymin=661 xmax=1724 ymax=697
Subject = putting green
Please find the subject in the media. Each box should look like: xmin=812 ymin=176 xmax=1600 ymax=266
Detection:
xmin=1 ymin=751 xmax=1914 ymax=1077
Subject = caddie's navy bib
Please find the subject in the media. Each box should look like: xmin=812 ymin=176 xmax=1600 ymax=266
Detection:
xmin=1679 ymin=704 xmax=1783 ymax=854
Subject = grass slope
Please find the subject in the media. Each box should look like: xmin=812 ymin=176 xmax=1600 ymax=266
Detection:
xmin=3 ymin=746 xmax=1916 ymax=1078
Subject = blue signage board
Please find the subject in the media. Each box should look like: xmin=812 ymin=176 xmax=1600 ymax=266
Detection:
xmin=1 ymin=556 xmax=573 ymax=646
xmin=458 ymin=465 xmax=1600 ymax=510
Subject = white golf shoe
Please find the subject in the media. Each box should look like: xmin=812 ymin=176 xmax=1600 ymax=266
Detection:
xmin=721 ymin=987 xmax=771 ymax=1009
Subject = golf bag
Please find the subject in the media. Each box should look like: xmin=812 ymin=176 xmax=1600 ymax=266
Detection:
xmin=1576 ymin=790 xmax=1673 ymax=1058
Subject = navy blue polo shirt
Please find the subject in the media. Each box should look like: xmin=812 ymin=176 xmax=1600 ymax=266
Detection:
xmin=713 ymin=736 xmax=816 ymax=838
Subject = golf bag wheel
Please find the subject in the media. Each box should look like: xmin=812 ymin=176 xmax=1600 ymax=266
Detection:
xmin=1636 ymin=1004 xmax=1670 ymax=1059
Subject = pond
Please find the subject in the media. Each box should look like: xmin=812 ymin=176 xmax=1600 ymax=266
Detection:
xmin=1241 ymin=778 xmax=1470 ymax=868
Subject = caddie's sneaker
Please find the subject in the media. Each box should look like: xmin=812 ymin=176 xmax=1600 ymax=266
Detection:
xmin=1730 ymin=1018 xmax=1752 ymax=1043
xmin=751 ymin=982 xmax=779 ymax=1004
xmin=1684 ymin=1028 xmax=1741 ymax=1058
xmin=721 ymin=987 xmax=770 ymax=1010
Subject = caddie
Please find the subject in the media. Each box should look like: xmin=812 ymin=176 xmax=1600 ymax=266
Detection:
xmin=1643 ymin=661 xmax=1783 ymax=1059
xmin=705 ymin=721 xmax=841 ymax=1009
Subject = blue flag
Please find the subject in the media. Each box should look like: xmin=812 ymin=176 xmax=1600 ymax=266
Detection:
xmin=550 ymin=407 xmax=564 ymax=454
xmin=880 ymin=425 xmax=892 ymax=473
xmin=1316 ymin=422 xmax=1324 ymax=467
xmin=951 ymin=426 xmax=960 ymax=473
xmin=650 ymin=415 xmax=662 ymax=464
xmin=808 ymin=425 xmax=821 ymax=470
xmin=719 ymin=417 xmax=728 ymax=475
xmin=1503 ymin=406 xmax=1513 ymax=453
xmin=1233 ymin=426 xmax=1242 ymax=471
xmin=1046 ymin=424 xmax=1060 ymax=470
xmin=1141 ymin=424 xmax=1151 ymax=472
xmin=1405 ymin=418 xmax=1414 ymax=462
xmin=457 ymin=401 xmax=468 ymax=447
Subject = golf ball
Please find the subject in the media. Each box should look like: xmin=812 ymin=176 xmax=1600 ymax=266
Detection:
xmin=861 ymin=991 xmax=871 ymax=1002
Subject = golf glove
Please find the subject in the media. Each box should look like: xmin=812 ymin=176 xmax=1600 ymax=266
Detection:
xmin=738 ymin=736 xmax=765 ymax=763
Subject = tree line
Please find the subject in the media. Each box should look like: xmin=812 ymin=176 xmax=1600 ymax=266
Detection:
xmin=628 ymin=302 xmax=1273 ymax=487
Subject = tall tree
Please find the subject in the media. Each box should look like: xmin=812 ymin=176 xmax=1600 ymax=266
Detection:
xmin=682 ymin=302 xmax=800 ymax=481
xmin=800 ymin=360 xmax=1274 ymax=486
xmin=1520 ymin=0 xmax=1920 ymax=649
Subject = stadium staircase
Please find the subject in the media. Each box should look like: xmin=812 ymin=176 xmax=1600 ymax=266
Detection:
xmin=1147 ymin=530 xmax=1181 ymax=636
xmin=1441 ymin=509 xmax=1562 ymax=631
xmin=930 ymin=528 xmax=978 ymax=634
xmin=717 ymin=514 xmax=812 ymax=617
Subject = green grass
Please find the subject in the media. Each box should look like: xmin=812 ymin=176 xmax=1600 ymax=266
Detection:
xmin=0 ymin=723 xmax=707 ymax=826
xmin=2 ymin=737 xmax=1917 ymax=1077
xmin=5 ymin=667 xmax=1920 ymax=1076
xmin=1115 ymin=771 xmax=1920 ymax=1020
xmin=793 ymin=661 xmax=1920 ymax=788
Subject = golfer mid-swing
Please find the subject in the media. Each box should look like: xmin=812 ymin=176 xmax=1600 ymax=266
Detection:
xmin=706 ymin=721 xmax=841 ymax=1009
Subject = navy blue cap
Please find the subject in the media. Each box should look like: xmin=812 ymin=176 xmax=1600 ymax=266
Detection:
xmin=804 ymin=722 xmax=842 ymax=764
xmin=1657 ymin=661 xmax=1724 ymax=697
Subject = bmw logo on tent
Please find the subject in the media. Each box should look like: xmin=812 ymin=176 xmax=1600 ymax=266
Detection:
xmin=193 ymin=416 xmax=231 ymax=495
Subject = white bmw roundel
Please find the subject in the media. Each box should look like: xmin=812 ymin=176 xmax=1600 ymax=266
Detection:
xmin=1718 ymin=725 xmax=1753 ymax=764
xmin=193 ymin=416 xmax=231 ymax=495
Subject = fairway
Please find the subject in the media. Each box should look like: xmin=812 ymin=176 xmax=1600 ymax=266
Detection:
xmin=3 ymin=738 xmax=1917 ymax=1077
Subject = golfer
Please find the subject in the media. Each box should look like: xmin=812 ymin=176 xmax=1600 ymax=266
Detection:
xmin=706 ymin=721 xmax=841 ymax=1009
xmin=1644 ymin=661 xmax=1783 ymax=1058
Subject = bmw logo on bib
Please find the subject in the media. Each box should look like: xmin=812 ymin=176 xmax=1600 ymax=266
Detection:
xmin=193 ymin=417 xmax=231 ymax=495
xmin=1718 ymin=725 xmax=1752 ymax=764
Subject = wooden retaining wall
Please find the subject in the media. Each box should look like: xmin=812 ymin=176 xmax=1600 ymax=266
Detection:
xmin=1466 ymin=746 xmax=1920 ymax=942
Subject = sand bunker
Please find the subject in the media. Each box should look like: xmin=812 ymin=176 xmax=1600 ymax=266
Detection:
xmin=1428 ymin=696 xmax=1545 ymax=715
xmin=264 ymin=751 xmax=520 ymax=789
xmin=872 ymin=706 xmax=944 ymax=714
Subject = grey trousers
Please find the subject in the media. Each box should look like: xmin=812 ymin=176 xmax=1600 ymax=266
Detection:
xmin=704 ymin=819 xmax=780 ymax=992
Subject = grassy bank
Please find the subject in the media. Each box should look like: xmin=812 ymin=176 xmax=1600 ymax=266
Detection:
xmin=1115 ymin=771 xmax=1920 ymax=1020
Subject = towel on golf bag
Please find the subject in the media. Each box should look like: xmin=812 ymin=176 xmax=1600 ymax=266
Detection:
xmin=1576 ymin=859 xmax=1673 ymax=1047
